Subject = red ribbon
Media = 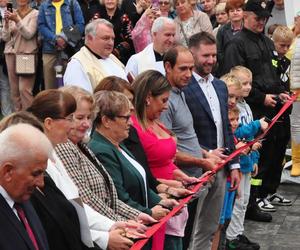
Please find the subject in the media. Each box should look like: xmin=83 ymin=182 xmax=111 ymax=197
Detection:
xmin=130 ymin=93 xmax=298 ymax=250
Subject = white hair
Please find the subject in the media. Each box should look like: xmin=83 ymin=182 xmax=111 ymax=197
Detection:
xmin=0 ymin=124 xmax=53 ymax=166
xmin=85 ymin=19 xmax=114 ymax=43
xmin=151 ymin=17 xmax=175 ymax=35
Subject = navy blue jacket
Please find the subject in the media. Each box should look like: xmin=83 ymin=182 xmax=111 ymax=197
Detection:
xmin=0 ymin=194 xmax=49 ymax=250
xmin=184 ymin=75 xmax=239 ymax=168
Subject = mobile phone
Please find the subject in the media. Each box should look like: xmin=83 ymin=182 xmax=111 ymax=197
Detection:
xmin=127 ymin=236 xmax=149 ymax=243
xmin=127 ymin=72 xmax=135 ymax=84
xmin=171 ymin=192 xmax=194 ymax=200
xmin=7 ymin=2 xmax=13 ymax=13
xmin=151 ymin=2 xmax=160 ymax=14
xmin=264 ymin=117 xmax=272 ymax=124
xmin=159 ymin=204 xmax=172 ymax=210
xmin=184 ymin=181 xmax=201 ymax=188
xmin=151 ymin=1 xmax=159 ymax=9
xmin=223 ymin=147 xmax=232 ymax=156
xmin=178 ymin=192 xmax=194 ymax=199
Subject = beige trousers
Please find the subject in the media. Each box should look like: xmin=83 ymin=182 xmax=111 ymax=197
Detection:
xmin=5 ymin=54 xmax=35 ymax=111
xmin=42 ymin=53 xmax=57 ymax=89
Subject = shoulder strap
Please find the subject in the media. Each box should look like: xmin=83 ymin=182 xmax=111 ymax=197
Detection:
xmin=77 ymin=143 xmax=114 ymax=208
xmin=179 ymin=22 xmax=189 ymax=46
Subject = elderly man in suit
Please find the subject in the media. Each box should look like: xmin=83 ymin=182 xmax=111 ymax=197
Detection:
xmin=183 ymin=32 xmax=240 ymax=250
xmin=0 ymin=123 xmax=52 ymax=250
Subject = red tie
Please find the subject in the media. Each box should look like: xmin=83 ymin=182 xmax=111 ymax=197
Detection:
xmin=14 ymin=203 xmax=40 ymax=250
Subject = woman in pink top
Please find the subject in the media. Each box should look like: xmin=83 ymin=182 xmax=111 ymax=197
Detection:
xmin=132 ymin=70 xmax=198 ymax=250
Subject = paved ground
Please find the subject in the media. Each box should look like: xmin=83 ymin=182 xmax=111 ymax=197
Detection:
xmin=244 ymin=183 xmax=300 ymax=250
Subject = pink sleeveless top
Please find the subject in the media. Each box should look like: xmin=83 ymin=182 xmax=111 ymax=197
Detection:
xmin=132 ymin=116 xmax=177 ymax=180
xmin=132 ymin=116 xmax=188 ymax=241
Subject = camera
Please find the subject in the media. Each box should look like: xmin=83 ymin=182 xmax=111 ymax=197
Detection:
xmin=6 ymin=2 xmax=13 ymax=13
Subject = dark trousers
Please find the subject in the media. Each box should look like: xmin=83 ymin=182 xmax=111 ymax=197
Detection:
xmin=257 ymin=117 xmax=290 ymax=198
xmin=164 ymin=235 xmax=183 ymax=250
xmin=32 ymin=47 xmax=44 ymax=96
xmin=182 ymin=198 xmax=198 ymax=250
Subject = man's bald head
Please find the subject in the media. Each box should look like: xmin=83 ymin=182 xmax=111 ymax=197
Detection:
xmin=0 ymin=124 xmax=53 ymax=202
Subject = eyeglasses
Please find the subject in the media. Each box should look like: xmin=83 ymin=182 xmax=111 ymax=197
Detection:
xmin=54 ymin=114 xmax=74 ymax=122
xmin=115 ymin=115 xmax=131 ymax=122
xmin=159 ymin=1 xmax=170 ymax=6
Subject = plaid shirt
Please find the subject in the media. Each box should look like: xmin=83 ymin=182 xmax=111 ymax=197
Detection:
xmin=55 ymin=140 xmax=140 ymax=221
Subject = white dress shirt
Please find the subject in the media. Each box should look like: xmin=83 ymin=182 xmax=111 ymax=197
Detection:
xmin=193 ymin=72 xmax=240 ymax=170
xmin=0 ymin=185 xmax=19 ymax=219
xmin=193 ymin=72 xmax=224 ymax=148
xmin=120 ymin=149 xmax=148 ymax=207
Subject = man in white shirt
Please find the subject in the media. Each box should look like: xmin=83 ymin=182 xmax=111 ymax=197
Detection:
xmin=125 ymin=16 xmax=176 ymax=77
xmin=183 ymin=32 xmax=240 ymax=250
xmin=64 ymin=19 xmax=127 ymax=93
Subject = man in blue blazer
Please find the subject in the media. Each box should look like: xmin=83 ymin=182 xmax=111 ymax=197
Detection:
xmin=0 ymin=124 xmax=51 ymax=250
xmin=183 ymin=32 xmax=240 ymax=250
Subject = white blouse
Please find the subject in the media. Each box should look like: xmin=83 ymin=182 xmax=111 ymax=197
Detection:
xmin=120 ymin=149 xmax=148 ymax=207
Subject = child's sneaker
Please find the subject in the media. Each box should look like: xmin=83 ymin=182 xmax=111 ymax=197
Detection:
xmin=267 ymin=193 xmax=292 ymax=206
xmin=226 ymin=237 xmax=258 ymax=250
xmin=257 ymin=198 xmax=276 ymax=212
xmin=237 ymin=234 xmax=260 ymax=250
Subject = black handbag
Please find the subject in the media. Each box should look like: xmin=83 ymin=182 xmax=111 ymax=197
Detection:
xmin=62 ymin=25 xmax=82 ymax=47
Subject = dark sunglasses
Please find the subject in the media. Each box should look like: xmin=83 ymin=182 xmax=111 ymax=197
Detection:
xmin=159 ymin=1 xmax=170 ymax=5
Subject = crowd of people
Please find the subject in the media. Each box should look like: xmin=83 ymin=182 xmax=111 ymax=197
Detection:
xmin=0 ymin=0 xmax=300 ymax=250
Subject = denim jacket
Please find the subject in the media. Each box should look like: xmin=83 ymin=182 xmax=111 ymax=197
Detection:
xmin=38 ymin=0 xmax=85 ymax=53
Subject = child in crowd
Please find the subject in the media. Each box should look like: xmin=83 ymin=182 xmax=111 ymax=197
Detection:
xmin=224 ymin=66 xmax=269 ymax=250
xmin=264 ymin=26 xmax=293 ymax=206
xmin=226 ymin=107 xmax=267 ymax=250
xmin=272 ymin=25 xmax=294 ymax=92
xmin=267 ymin=23 xmax=279 ymax=39
xmin=222 ymin=73 xmax=242 ymax=109
xmin=211 ymin=73 xmax=243 ymax=250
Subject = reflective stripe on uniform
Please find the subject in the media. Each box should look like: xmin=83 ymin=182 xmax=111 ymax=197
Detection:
xmin=251 ymin=178 xmax=262 ymax=186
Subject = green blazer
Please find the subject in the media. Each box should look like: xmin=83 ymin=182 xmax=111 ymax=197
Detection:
xmin=88 ymin=131 xmax=161 ymax=215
